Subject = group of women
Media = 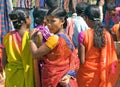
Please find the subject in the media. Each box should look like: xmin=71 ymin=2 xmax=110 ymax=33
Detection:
xmin=1 ymin=2 xmax=119 ymax=87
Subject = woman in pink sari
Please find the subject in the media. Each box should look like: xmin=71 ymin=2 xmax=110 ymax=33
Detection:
xmin=30 ymin=7 xmax=80 ymax=87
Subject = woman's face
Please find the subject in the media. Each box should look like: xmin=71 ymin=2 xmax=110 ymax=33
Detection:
xmin=107 ymin=9 xmax=116 ymax=16
xmin=46 ymin=16 xmax=64 ymax=34
xmin=26 ymin=16 xmax=31 ymax=28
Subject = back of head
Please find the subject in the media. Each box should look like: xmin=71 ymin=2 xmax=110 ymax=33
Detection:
xmin=84 ymin=5 xmax=100 ymax=21
xmin=45 ymin=0 xmax=58 ymax=8
xmin=33 ymin=7 xmax=48 ymax=25
xmin=9 ymin=7 xmax=29 ymax=30
xmin=76 ymin=2 xmax=89 ymax=16
xmin=106 ymin=2 xmax=116 ymax=11
xmin=84 ymin=5 xmax=105 ymax=48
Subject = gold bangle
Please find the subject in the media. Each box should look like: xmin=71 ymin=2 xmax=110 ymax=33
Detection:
xmin=29 ymin=39 xmax=34 ymax=43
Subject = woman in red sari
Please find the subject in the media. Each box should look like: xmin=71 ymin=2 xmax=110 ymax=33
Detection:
xmin=30 ymin=7 xmax=80 ymax=87
xmin=77 ymin=5 xmax=118 ymax=87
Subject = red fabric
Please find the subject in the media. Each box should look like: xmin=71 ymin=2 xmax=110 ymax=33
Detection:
xmin=42 ymin=37 xmax=79 ymax=87
xmin=66 ymin=18 xmax=74 ymax=42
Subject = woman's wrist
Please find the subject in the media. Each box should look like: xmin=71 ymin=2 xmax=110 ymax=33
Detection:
xmin=29 ymin=39 xmax=34 ymax=43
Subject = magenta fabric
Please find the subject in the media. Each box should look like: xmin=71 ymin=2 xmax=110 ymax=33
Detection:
xmin=105 ymin=7 xmax=120 ymax=24
xmin=78 ymin=31 xmax=84 ymax=44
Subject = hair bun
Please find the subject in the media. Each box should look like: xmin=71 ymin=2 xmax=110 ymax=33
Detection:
xmin=9 ymin=13 xmax=18 ymax=22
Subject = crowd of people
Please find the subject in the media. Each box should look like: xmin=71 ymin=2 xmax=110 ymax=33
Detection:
xmin=0 ymin=0 xmax=120 ymax=87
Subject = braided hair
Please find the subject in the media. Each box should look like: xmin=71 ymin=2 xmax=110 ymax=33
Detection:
xmin=84 ymin=5 xmax=105 ymax=48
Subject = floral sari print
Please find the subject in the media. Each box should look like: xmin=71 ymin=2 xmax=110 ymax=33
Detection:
xmin=77 ymin=29 xmax=118 ymax=87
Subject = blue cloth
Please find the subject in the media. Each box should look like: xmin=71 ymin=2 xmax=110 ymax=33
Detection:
xmin=66 ymin=70 xmax=76 ymax=78
xmin=72 ymin=16 xmax=88 ymax=47
xmin=40 ymin=0 xmax=45 ymax=7
xmin=30 ymin=8 xmax=34 ymax=30
xmin=65 ymin=70 xmax=76 ymax=87
xmin=58 ymin=34 xmax=74 ymax=51
xmin=0 ymin=0 xmax=13 ymax=47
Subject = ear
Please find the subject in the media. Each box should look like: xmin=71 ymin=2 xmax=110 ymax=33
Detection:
xmin=60 ymin=19 xmax=65 ymax=25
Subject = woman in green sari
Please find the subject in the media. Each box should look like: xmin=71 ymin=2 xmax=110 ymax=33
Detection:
xmin=2 ymin=8 xmax=35 ymax=87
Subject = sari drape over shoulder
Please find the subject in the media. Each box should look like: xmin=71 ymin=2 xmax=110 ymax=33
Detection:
xmin=77 ymin=29 xmax=118 ymax=87
xmin=42 ymin=34 xmax=80 ymax=87
xmin=112 ymin=23 xmax=120 ymax=86
xmin=3 ymin=30 xmax=35 ymax=87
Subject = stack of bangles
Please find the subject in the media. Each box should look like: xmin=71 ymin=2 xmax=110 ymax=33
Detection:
xmin=29 ymin=39 xmax=34 ymax=43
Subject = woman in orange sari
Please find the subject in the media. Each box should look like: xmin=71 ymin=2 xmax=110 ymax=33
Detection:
xmin=77 ymin=5 xmax=118 ymax=87
xmin=112 ymin=22 xmax=120 ymax=86
xmin=30 ymin=7 xmax=80 ymax=87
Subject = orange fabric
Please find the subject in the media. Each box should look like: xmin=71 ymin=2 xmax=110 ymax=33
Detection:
xmin=77 ymin=29 xmax=118 ymax=87
xmin=112 ymin=22 xmax=120 ymax=86
xmin=42 ymin=37 xmax=80 ymax=87
xmin=112 ymin=23 xmax=120 ymax=41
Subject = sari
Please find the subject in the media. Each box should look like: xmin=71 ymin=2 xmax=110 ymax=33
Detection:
xmin=3 ymin=30 xmax=35 ymax=87
xmin=112 ymin=23 xmax=120 ymax=86
xmin=41 ymin=34 xmax=80 ymax=87
xmin=77 ymin=29 xmax=118 ymax=87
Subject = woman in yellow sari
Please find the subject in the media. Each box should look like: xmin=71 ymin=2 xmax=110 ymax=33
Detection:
xmin=2 ymin=8 xmax=35 ymax=87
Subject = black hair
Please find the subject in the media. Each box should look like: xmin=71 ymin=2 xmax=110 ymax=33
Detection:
xmin=47 ymin=7 xmax=67 ymax=28
xmin=47 ymin=7 xmax=67 ymax=19
xmin=76 ymin=2 xmax=89 ymax=15
xmin=106 ymin=2 xmax=116 ymax=11
xmin=9 ymin=7 xmax=29 ymax=29
xmin=84 ymin=5 xmax=105 ymax=48
xmin=33 ymin=7 xmax=48 ymax=25
xmin=45 ymin=0 xmax=58 ymax=8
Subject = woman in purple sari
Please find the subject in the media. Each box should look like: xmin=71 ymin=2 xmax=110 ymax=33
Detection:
xmin=32 ymin=7 xmax=51 ymax=87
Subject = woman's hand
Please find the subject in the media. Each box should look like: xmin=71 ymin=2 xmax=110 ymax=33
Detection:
xmin=99 ymin=0 xmax=104 ymax=6
xmin=30 ymin=28 xmax=39 ymax=39
xmin=59 ymin=75 xmax=71 ymax=86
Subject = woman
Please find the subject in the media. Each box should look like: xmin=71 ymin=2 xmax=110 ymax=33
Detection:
xmin=2 ymin=8 xmax=35 ymax=87
xmin=77 ymin=5 xmax=118 ymax=87
xmin=30 ymin=7 xmax=80 ymax=87
xmin=33 ymin=7 xmax=49 ymax=87
xmin=112 ymin=21 xmax=120 ymax=86
xmin=105 ymin=2 xmax=120 ymax=31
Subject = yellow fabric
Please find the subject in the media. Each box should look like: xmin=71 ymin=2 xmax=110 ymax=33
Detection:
xmin=45 ymin=35 xmax=59 ymax=50
xmin=3 ymin=31 xmax=35 ymax=87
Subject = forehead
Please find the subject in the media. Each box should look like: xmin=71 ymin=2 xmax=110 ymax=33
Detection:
xmin=46 ymin=15 xmax=59 ymax=20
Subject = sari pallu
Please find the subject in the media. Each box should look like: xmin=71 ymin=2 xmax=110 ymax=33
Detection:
xmin=3 ymin=30 xmax=35 ymax=87
xmin=42 ymin=35 xmax=80 ymax=87
xmin=77 ymin=29 xmax=118 ymax=87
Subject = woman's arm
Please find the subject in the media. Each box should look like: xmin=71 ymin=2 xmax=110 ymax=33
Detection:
xmin=30 ymin=28 xmax=58 ymax=59
xmin=78 ymin=44 xmax=85 ymax=64
xmin=30 ymin=41 xmax=51 ymax=58
xmin=2 ymin=48 xmax=8 ymax=69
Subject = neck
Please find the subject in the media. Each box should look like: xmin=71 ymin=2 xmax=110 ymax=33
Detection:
xmin=18 ymin=24 xmax=28 ymax=37
xmin=88 ymin=20 xmax=94 ymax=29
xmin=57 ymin=28 xmax=65 ymax=34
